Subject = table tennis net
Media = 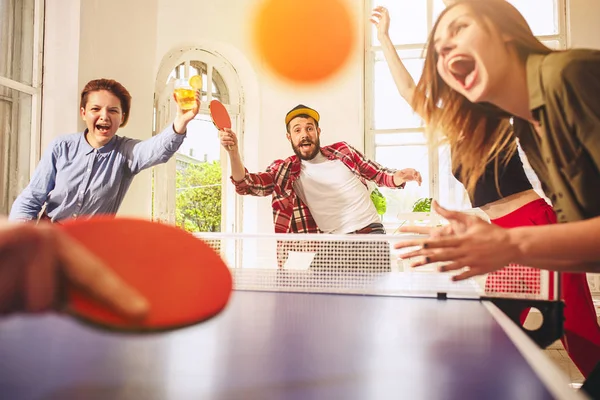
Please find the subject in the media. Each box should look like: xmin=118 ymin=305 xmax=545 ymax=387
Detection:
xmin=195 ymin=233 xmax=552 ymax=300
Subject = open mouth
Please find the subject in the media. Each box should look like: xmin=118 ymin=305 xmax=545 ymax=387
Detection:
xmin=299 ymin=142 xmax=313 ymax=151
xmin=448 ymin=56 xmax=477 ymax=90
xmin=95 ymin=124 xmax=111 ymax=134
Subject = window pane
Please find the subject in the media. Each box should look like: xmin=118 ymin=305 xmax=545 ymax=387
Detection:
xmin=373 ymin=52 xmax=424 ymax=130
xmin=375 ymin=133 xmax=425 ymax=146
xmin=375 ymin=145 xmax=430 ymax=224
xmin=175 ymin=115 xmax=223 ymax=232
xmin=432 ymin=0 xmax=447 ymax=23
xmin=371 ymin=1 xmax=428 ymax=46
xmin=0 ymin=0 xmax=36 ymax=84
xmin=178 ymin=115 xmax=221 ymax=162
xmin=507 ymin=0 xmax=559 ymax=36
xmin=212 ymin=67 xmax=230 ymax=104
xmin=541 ymin=39 xmax=562 ymax=50
xmin=0 ymin=85 xmax=32 ymax=214
xmin=437 ymin=145 xmax=472 ymax=210
xmin=176 ymin=161 xmax=222 ymax=232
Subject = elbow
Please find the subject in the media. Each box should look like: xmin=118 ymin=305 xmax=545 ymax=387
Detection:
xmin=159 ymin=154 xmax=173 ymax=164
xmin=401 ymin=87 xmax=416 ymax=105
xmin=8 ymin=207 xmax=37 ymax=222
xmin=8 ymin=198 xmax=37 ymax=221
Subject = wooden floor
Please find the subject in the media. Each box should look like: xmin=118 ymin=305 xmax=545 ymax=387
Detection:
xmin=545 ymin=339 xmax=585 ymax=389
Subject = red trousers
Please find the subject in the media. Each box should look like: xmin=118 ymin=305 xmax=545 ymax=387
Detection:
xmin=489 ymin=198 xmax=600 ymax=377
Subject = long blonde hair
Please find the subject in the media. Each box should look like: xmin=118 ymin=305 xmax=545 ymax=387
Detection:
xmin=412 ymin=0 xmax=553 ymax=195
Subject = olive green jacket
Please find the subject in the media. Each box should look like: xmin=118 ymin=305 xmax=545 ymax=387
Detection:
xmin=515 ymin=49 xmax=600 ymax=223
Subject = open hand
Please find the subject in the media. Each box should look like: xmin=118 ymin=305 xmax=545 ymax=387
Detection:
xmin=394 ymin=201 xmax=521 ymax=281
xmin=370 ymin=6 xmax=391 ymax=39
xmin=394 ymin=168 xmax=422 ymax=186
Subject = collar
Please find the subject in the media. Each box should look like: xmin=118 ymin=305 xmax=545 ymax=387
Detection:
xmin=320 ymin=146 xmax=336 ymax=160
xmin=288 ymin=147 xmax=327 ymax=177
xmin=525 ymin=53 xmax=548 ymax=112
xmin=80 ymin=130 xmax=118 ymax=157
xmin=290 ymin=146 xmax=337 ymax=166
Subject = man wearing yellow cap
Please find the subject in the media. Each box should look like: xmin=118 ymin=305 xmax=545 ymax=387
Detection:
xmin=219 ymin=104 xmax=422 ymax=234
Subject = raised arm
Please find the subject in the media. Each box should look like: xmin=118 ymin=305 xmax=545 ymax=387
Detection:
xmin=342 ymin=142 xmax=422 ymax=187
xmin=126 ymin=91 xmax=200 ymax=174
xmin=219 ymin=128 xmax=277 ymax=197
xmin=219 ymin=128 xmax=246 ymax=182
xmin=8 ymin=142 xmax=58 ymax=221
xmin=371 ymin=7 xmax=417 ymax=106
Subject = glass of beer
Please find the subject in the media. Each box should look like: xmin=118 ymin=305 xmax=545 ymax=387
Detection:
xmin=174 ymin=78 xmax=197 ymax=111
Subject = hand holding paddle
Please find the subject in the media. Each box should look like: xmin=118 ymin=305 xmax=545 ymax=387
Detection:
xmin=210 ymin=100 xmax=234 ymax=151
xmin=61 ymin=217 xmax=233 ymax=332
xmin=219 ymin=128 xmax=239 ymax=153
xmin=0 ymin=220 xmax=149 ymax=319
xmin=0 ymin=217 xmax=233 ymax=333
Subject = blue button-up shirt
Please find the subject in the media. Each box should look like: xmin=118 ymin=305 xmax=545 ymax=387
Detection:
xmin=9 ymin=125 xmax=186 ymax=222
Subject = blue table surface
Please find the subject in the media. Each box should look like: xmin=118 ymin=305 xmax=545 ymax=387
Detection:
xmin=0 ymin=290 xmax=555 ymax=400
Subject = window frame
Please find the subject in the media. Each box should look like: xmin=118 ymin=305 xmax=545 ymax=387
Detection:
xmin=0 ymin=0 xmax=44 ymax=215
xmin=364 ymin=0 xmax=568 ymax=221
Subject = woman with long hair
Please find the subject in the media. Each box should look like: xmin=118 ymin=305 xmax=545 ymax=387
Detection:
xmin=390 ymin=0 xmax=600 ymax=378
xmin=371 ymin=4 xmax=552 ymax=299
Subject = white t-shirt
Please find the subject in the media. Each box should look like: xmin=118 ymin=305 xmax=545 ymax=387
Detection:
xmin=293 ymin=152 xmax=381 ymax=234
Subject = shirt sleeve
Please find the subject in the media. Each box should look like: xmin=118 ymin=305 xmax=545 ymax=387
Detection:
xmin=559 ymin=53 xmax=600 ymax=171
xmin=344 ymin=142 xmax=404 ymax=188
xmin=124 ymin=124 xmax=186 ymax=175
xmin=230 ymin=161 xmax=282 ymax=197
xmin=8 ymin=141 xmax=59 ymax=221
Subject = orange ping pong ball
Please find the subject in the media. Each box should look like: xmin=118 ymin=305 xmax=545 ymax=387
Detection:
xmin=251 ymin=0 xmax=356 ymax=83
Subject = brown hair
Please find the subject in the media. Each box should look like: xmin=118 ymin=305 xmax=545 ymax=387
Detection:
xmin=412 ymin=0 xmax=553 ymax=195
xmin=80 ymin=79 xmax=132 ymax=127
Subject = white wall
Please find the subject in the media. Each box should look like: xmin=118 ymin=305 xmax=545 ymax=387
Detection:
xmin=41 ymin=0 xmax=81 ymax=150
xmin=567 ymin=0 xmax=600 ymax=49
xmin=41 ymin=0 xmax=599 ymax=231
xmin=78 ymin=0 xmax=159 ymax=218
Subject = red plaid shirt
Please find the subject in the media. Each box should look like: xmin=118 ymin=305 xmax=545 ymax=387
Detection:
xmin=231 ymin=142 xmax=404 ymax=233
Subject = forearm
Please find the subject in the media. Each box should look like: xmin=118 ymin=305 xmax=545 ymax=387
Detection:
xmin=173 ymin=116 xmax=189 ymax=135
xmin=229 ymin=152 xmax=246 ymax=182
xmin=8 ymin=185 xmax=50 ymax=221
xmin=378 ymin=34 xmax=416 ymax=105
xmin=129 ymin=124 xmax=185 ymax=173
xmin=511 ymin=217 xmax=600 ymax=265
xmin=523 ymin=258 xmax=600 ymax=273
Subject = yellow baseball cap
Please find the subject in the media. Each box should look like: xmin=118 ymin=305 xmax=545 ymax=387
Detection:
xmin=285 ymin=104 xmax=320 ymax=127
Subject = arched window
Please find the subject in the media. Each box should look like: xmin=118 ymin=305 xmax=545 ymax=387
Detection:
xmin=153 ymin=47 xmax=244 ymax=233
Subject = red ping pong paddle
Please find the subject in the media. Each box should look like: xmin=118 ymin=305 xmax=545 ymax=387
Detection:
xmin=209 ymin=99 xmax=233 ymax=151
xmin=59 ymin=217 xmax=233 ymax=333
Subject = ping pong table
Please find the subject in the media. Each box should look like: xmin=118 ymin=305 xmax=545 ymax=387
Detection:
xmin=0 ymin=234 xmax=588 ymax=400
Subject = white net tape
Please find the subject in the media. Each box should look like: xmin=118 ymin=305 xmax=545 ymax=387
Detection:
xmin=195 ymin=232 xmax=551 ymax=300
